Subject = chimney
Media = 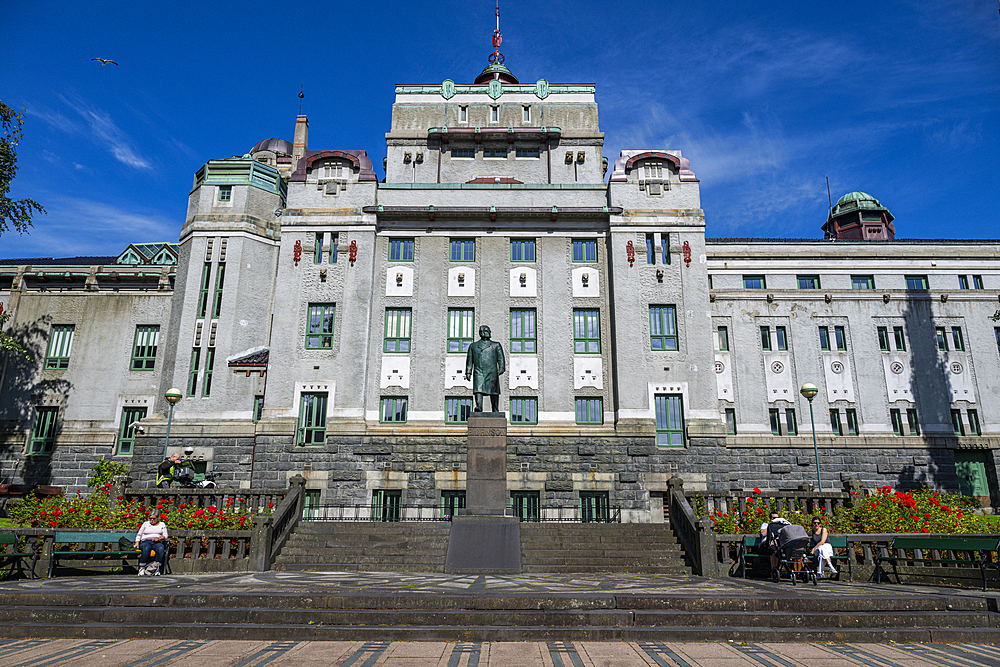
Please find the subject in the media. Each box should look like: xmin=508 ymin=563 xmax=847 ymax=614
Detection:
xmin=293 ymin=115 xmax=309 ymax=161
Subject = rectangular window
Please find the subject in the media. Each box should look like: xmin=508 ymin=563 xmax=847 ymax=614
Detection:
xmin=212 ymin=263 xmax=225 ymax=318
xmin=580 ymin=491 xmax=610 ymax=523
xmin=572 ymin=239 xmax=597 ymax=262
xmin=445 ymin=397 xmax=472 ymax=424
xmin=45 ymin=324 xmax=74 ymax=370
xmin=846 ymin=408 xmax=859 ymax=435
xmin=511 ymin=239 xmax=535 ymax=262
xmin=451 ymin=147 xmax=474 ymax=158
xmin=441 ymin=490 xmax=466 ymax=519
xmin=331 ymin=234 xmax=338 ymax=264
xmin=852 ymin=275 xmax=875 ymax=290
xmin=253 ymin=395 xmax=264 ymax=423
xmin=769 ymin=408 xmax=781 ymax=436
xmin=717 ymin=326 xmax=729 ymax=351
xmin=818 ymin=326 xmax=830 ymax=351
xmin=743 ymin=275 xmax=766 ymax=289
xmin=447 ymin=308 xmax=475 ymax=353
xmin=298 ymin=392 xmax=328 ymax=445
xmin=510 ymin=397 xmax=537 ymax=424
xmin=654 ymin=394 xmax=685 ymax=447
xmin=575 ymin=397 xmax=603 ymax=425
xmin=198 ymin=263 xmax=211 ymax=318
xmin=483 ymin=146 xmax=506 ymax=158
xmin=952 ymin=327 xmax=965 ymax=351
xmin=511 ymin=490 xmax=540 ymax=521
xmin=905 ymin=275 xmax=928 ymax=290
xmin=130 ymin=325 xmax=159 ymax=371
xmin=218 ymin=185 xmax=232 ymax=202
xmin=662 ymin=233 xmax=670 ymax=265
xmin=725 ymin=408 xmax=737 ymax=435
xmin=372 ymin=489 xmax=402 ymax=522
xmin=306 ymin=303 xmax=336 ymax=349
xmin=893 ymin=326 xmax=906 ymax=351
xmin=968 ymin=409 xmax=981 ymax=436
xmin=878 ymin=326 xmax=890 ymax=351
xmin=28 ymin=406 xmax=58 ymax=455
xmin=830 ymin=410 xmax=843 ymax=436
xmin=951 ymin=409 xmax=965 ymax=436
xmin=490 ymin=105 xmax=499 ymax=124
xmin=573 ymin=309 xmax=601 ymax=353
xmin=834 ymin=326 xmax=847 ymax=351
xmin=117 ymin=406 xmax=147 ymax=456
xmin=388 ymin=238 xmax=414 ymax=261
xmin=515 ymin=146 xmax=539 ymax=158
xmin=450 ymin=238 xmax=475 ymax=262
xmin=906 ymin=408 xmax=920 ymax=435
xmin=760 ymin=326 xmax=772 ymax=351
xmin=974 ymin=275 xmax=984 ymax=289
xmin=522 ymin=105 xmax=531 ymax=123
xmin=187 ymin=348 xmax=201 ymax=397
xmin=959 ymin=275 xmax=970 ymax=289
xmin=776 ymin=326 xmax=788 ymax=351
xmin=797 ymin=275 xmax=820 ymax=289
xmin=645 ymin=234 xmax=655 ymax=265
xmin=384 ymin=308 xmax=412 ymax=353
xmin=459 ymin=105 xmax=468 ymax=123
xmin=786 ymin=409 xmax=798 ymax=436
xmin=314 ymin=233 xmax=324 ymax=264
xmin=649 ymin=305 xmax=678 ymax=351
xmin=935 ymin=327 xmax=948 ymax=351
xmin=708 ymin=274 xmax=713 ymax=289
xmin=202 ymin=348 xmax=215 ymax=397
xmin=510 ymin=309 xmax=536 ymax=353
xmin=996 ymin=327 xmax=1000 ymax=354
xmin=890 ymin=409 xmax=903 ymax=436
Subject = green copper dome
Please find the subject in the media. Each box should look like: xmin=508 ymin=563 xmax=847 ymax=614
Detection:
xmin=830 ymin=191 xmax=892 ymax=219
xmin=474 ymin=62 xmax=519 ymax=85
xmin=836 ymin=191 xmax=880 ymax=208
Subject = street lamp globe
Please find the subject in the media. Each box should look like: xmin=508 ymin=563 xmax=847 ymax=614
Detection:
xmin=165 ymin=388 xmax=183 ymax=405
xmin=800 ymin=383 xmax=819 ymax=401
xmin=163 ymin=388 xmax=183 ymax=458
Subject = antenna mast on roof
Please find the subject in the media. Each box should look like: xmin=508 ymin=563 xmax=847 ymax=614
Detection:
xmin=298 ymin=83 xmax=304 ymax=115
xmin=490 ymin=0 xmax=505 ymax=66
xmin=826 ymin=176 xmax=832 ymax=209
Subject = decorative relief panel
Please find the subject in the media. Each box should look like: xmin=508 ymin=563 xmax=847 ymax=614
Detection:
xmin=572 ymin=267 xmax=599 ymax=298
xmin=574 ymin=357 xmax=603 ymax=390
xmin=448 ymin=267 xmax=475 ymax=297
xmin=945 ymin=353 xmax=975 ymax=403
xmin=882 ymin=355 xmax=912 ymax=401
xmin=509 ymin=267 xmax=537 ymax=297
xmin=444 ymin=356 xmax=472 ymax=389
xmin=822 ymin=353 xmax=855 ymax=403
xmin=763 ymin=352 xmax=794 ymax=403
xmin=715 ymin=353 xmax=733 ymax=402
xmin=380 ymin=357 xmax=410 ymax=389
xmin=386 ymin=266 xmax=413 ymax=297
xmin=509 ymin=356 xmax=538 ymax=390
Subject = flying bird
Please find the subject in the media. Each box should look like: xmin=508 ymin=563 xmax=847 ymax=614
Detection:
xmin=91 ymin=58 xmax=119 ymax=66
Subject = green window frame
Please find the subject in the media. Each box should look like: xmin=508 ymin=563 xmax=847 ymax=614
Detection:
xmin=372 ymin=489 xmax=402 ymax=522
xmin=197 ymin=262 xmax=211 ymax=318
xmin=785 ymin=409 xmax=798 ymax=436
xmin=441 ymin=490 xmax=466 ymax=519
xmin=580 ymin=491 xmax=610 ymax=523
xmin=217 ymin=185 xmax=232 ymax=202
xmin=445 ymin=396 xmax=472 ymax=424
xmin=878 ymin=326 xmax=890 ymax=351
xmin=952 ymin=327 xmax=965 ymax=351
xmin=834 ymin=326 xmax=847 ymax=351
xmin=852 ymin=275 xmax=875 ymax=290
xmin=661 ymin=233 xmax=670 ymax=265
xmin=572 ymin=239 xmax=597 ymax=262
xmin=511 ymin=239 xmax=535 ymax=262
xmin=797 ymin=275 xmax=820 ymax=289
xmin=303 ymin=490 xmax=321 ymax=520
xmin=511 ymin=490 xmax=540 ymax=522
xmin=510 ymin=397 xmax=537 ymax=425
xmin=117 ymin=406 xmax=147 ymax=456
xmin=846 ymin=408 xmax=859 ymax=436
xmin=306 ymin=303 xmax=336 ymax=349
xmin=573 ymin=309 xmax=600 ymax=354
xmin=760 ymin=326 xmax=771 ymax=351
xmin=380 ymin=396 xmax=408 ymax=424
xmin=187 ymin=348 xmax=201 ymax=396
xmin=330 ymin=234 xmax=338 ymax=264
xmin=951 ymin=409 xmax=965 ymax=436
xmin=314 ymin=232 xmax=324 ymax=264
xmin=130 ymin=325 xmax=159 ymax=370
xmin=28 ymin=406 xmax=58 ymax=455
xmin=974 ymin=275 xmax=984 ymax=289
xmin=654 ymin=394 xmax=684 ymax=447
xmin=830 ymin=410 xmax=843 ymax=436
xmin=959 ymin=275 xmax=970 ymax=289
xmin=818 ymin=326 xmax=830 ymax=351
xmin=906 ymin=408 xmax=920 ymax=435
xmin=447 ymin=308 xmax=475 ymax=353
xmin=743 ymin=275 xmax=766 ymax=289
xmin=510 ymin=309 xmax=536 ymax=353
xmin=717 ymin=326 xmax=729 ymax=351
xmin=202 ymin=347 xmax=215 ymax=397
xmin=649 ymin=305 xmax=678 ymax=351
xmin=905 ymin=275 xmax=928 ymax=290
xmin=450 ymin=238 xmax=475 ymax=262
xmin=575 ymin=397 xmax=603 ymax=425
xmin=776 ymin=326 xmax=788 ymax=351
xmin=725 ymin=408 xmax=737 ymax=435
xmin=893 ymin=326 xmax=906 ymax=351
xmin=384 ymin=308 xmax=412 ymax=353
xmin=212 ymin=264 xmax=225 ymax=318
xmin=45 ymin=324 xmax=74 ymax=370
xmin=388 ymin=238 xmax=414 ymax=262
xmin=935 ymin=327 xmax=948 ymax=351
xmin=769 ymin=408 xmax=781 ymax=435
xmin=253 ymin=395 xmax=264 ymax=423
xmin=968 ymin=409 xmax=981 ymax=436
xmin=645 ymin=234 xmax=656 ymax=265
xmin=890 ymin=409 xmax=903 ymax=436
xmin=298 ymin=392 xmax=328 ymax=445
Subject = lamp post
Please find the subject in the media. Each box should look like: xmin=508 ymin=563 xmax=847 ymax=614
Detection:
xmin=162 ymin=388 xmax=183 ymax=458
xmin=799 ymin=383 xmax=821 ymax=490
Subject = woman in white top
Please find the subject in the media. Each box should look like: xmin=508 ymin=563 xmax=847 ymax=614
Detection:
xmin=134 ymin=511 xmax=169 ymax=576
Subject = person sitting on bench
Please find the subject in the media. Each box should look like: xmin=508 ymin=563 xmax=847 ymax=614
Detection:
xmin=762 ymin=512 xmax=791 ymax=570
xmin=134 ymin=511 xmax=169 ymax=576
xmin=809 ymin=517 xmax=837 ymax=577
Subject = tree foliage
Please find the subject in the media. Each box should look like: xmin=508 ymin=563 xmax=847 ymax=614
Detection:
xmin=1 ymin=100 xmax=45 ymax=237
xmin=0 ymin=311 xmax=30 ymax=360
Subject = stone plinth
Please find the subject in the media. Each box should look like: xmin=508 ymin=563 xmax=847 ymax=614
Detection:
xmin=464 ymin=412 xmax=508 ymax=514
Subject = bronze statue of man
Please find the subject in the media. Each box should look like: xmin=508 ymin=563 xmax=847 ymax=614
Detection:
xmin=464 ymin=325 xmax=506 ymax=412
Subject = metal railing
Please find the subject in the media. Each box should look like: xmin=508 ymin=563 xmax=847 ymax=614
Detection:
xmin=300 ymin=504 xmax=624 ymax=523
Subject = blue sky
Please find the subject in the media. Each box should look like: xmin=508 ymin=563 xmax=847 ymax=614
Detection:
xmin=4 ymin=0 xmax=999 ymax=258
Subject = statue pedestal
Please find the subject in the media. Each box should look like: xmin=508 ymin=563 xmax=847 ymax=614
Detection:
xmin=445 ymin=412 xmax=521 ymax=573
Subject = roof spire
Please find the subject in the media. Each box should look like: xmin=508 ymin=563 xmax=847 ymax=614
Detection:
xmin=489 ymin=0 xmax=504 ymax=66
xmin=474 ymin=0 xmax=518 ymax=84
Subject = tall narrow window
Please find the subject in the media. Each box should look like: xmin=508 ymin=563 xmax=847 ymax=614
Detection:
xmin=459 ymin=105 xmax=468 ymax=123
xmin=785 ymin=409 xmax=798 ymax=436
xmin=818 ymin=326 xmax=830 ymax=351
xmin=253 ymin=395 xmax=264 ymax=423
xmin=725 ymin=408 xmax=737 ymax=435
xmin=952 ymin=327 xmax=965 ymax=351
xmin=717 ymin=326 xmax=729 ymax=351
xmin=572 ymin=239 xmax=597 ymax=262
xmin=743 ymin=275 xmax=766 ymax=289
xmin=959 ymin=275 xmax=970 ymax=289
xmin=380 ymin=396 xmax=408 ymax=423
xmin=306 ymin=303 xmax=336 ymax=349
xmin=117 ymin=406 xmax=147 ymax=456
xmin=490 ymin=105 xmax=499 ymax=124
xmin=893 ymin=326 xmax=906 ymax=351
xmin=951 ymin=409 xmax=965 ymax=436
xmin=845 ymin=408 xmax=859 ymax=435
xmin=890 ymin=409 xmax=903 ymax=436
xmin=314 ymin=232 xmax=324 ymax=264
xmin=935 ymin=327 xmax=948 ymax=351
xmin=198 ymin=263 xmax=211 ymax=318
xmin=834 ymin=326 xmax=847 ymax=351
xmin=649 ymin=305 xmax=678 ymax=351
xmin=522 ymin=105 xmax=531 ymax=123
xmin=388 ymin=238 xmax=414 ymax=261
xmin=212 ymin=263 xmax=225 ymax=318
xmin=974 ymin=275 xmax=985 ymax=289
xmin=131 ymin=325 xmax=160 ymax=370
xmin=662 ymin=233 xmax=670 ymax=265
xmin=906 ymin=408 xmax=920 ymax=435
xmin=575 ymin=397 xmax=603 ymax=425
xmin=298 ymin=392 xmax=328 ymax=445
xmin=645 ymin=234 xmax=655 ymax=265
xmin=330 ymin=233 xmax=339 ymax=263
xmin=509 ymin=397 xmax=537 ymax=424
xmin=510 ymin=309 xmax=536 ymax=353
xmin=448 ymin=309 xmax=475 ymax=353
xmin=384 ymin=308 xmax=412 ymax=353
xmin=28 ymin=407 xmax=59 ymax=454
xmin=450 ymin=239 xmax=475 ymax=262
xmin=830 ymin=410 xmax=843 ymax=436
xmin=202 ymin=348 xmax=215 ymax=397
xmin=511 ymin=239 xmax=535 ymax=262
xmin=878 ymin=326 xmax=890 ymax=351
xmin=187 ymin=348 xmax=201 ymax=396
xmin=996 ymin=327 xmax=1000 ymax=354
xmin=45 ymin=325 xmax=74 ymax=369
xmin=769 ymin=409 xmax=781 ymax=435
xmin=776 ymin=326 xmax=788 ymax=351
xmin=655 ymin=394 xmax=685 ymax=447
xmin=760 ymin=326 xmax=772 ymax=351
xmin=445 ymin=397 xmax=472 ymax=424
xmin=573 ymin=309 xmax=601 ymax=353
xmin=968 ymin=409 xmax=981 ymax=436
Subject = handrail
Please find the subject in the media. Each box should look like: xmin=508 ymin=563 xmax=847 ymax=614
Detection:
xmin=668 ymin=477 xmax=718 ymax=577
xmin=250 ymin=476 xmax=305 ymax=571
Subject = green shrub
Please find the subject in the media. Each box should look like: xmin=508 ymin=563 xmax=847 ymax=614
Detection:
xmin=87 ymin=459 xmax=130 ymax=488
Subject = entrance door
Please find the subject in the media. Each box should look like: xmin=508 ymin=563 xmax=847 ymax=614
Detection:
xmin=372 ymin=489 xmax=402 ymax=522
xmin=510 ymin=491 xmax=540 ymax=522
xmin=955 ymin=450 xmax=992 ymax=504
xmin=441 ymin=491 xmax=466 ymax=519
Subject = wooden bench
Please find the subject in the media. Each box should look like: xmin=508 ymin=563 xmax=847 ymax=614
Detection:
xmin=0 ymin=532 xmax=38 ymax=579
xmin=48 ymin=531 xmax=168 ymax=578
xmin=736 ymin=534 xmax=853 ymax=582
xmin=874 ymin=536 xmax=1000 ymax=591
xmin=820 ymin=536 xmax=853 ymax=583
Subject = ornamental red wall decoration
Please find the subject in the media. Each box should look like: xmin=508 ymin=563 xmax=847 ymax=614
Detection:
xmin=682 ymin=240 xmax=691 ymax=267
xmin=349 ymin=240 xmax=358 ymax=266
xmin=293 ymin=240 xmax=302 ymax=266
xmin=626 ymin=240 xmax=635 ymax=267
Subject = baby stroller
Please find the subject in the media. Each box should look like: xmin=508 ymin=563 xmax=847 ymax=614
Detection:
xmin=768 ymin=522 xmax=818 ymax=585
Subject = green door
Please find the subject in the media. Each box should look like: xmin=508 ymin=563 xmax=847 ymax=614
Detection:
xmin=955 ymin=450 xmax=991 ymax=499
xmin=510 ymin=491 xmax=540 ymax=522
xmin=372 ymin=489 xmax=401 ymax=522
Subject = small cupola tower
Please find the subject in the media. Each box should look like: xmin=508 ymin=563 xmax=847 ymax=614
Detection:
xmin=823 ymin=191 xmax=896 ymax=241
xmin=474 ymin=1 xmax=519 ymax=84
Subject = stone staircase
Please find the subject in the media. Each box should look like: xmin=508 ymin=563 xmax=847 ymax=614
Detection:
xmin=272 ymin=522 xmax=451 ymax=572
xmin=520 ymin=523 xmax=690 ymax=574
